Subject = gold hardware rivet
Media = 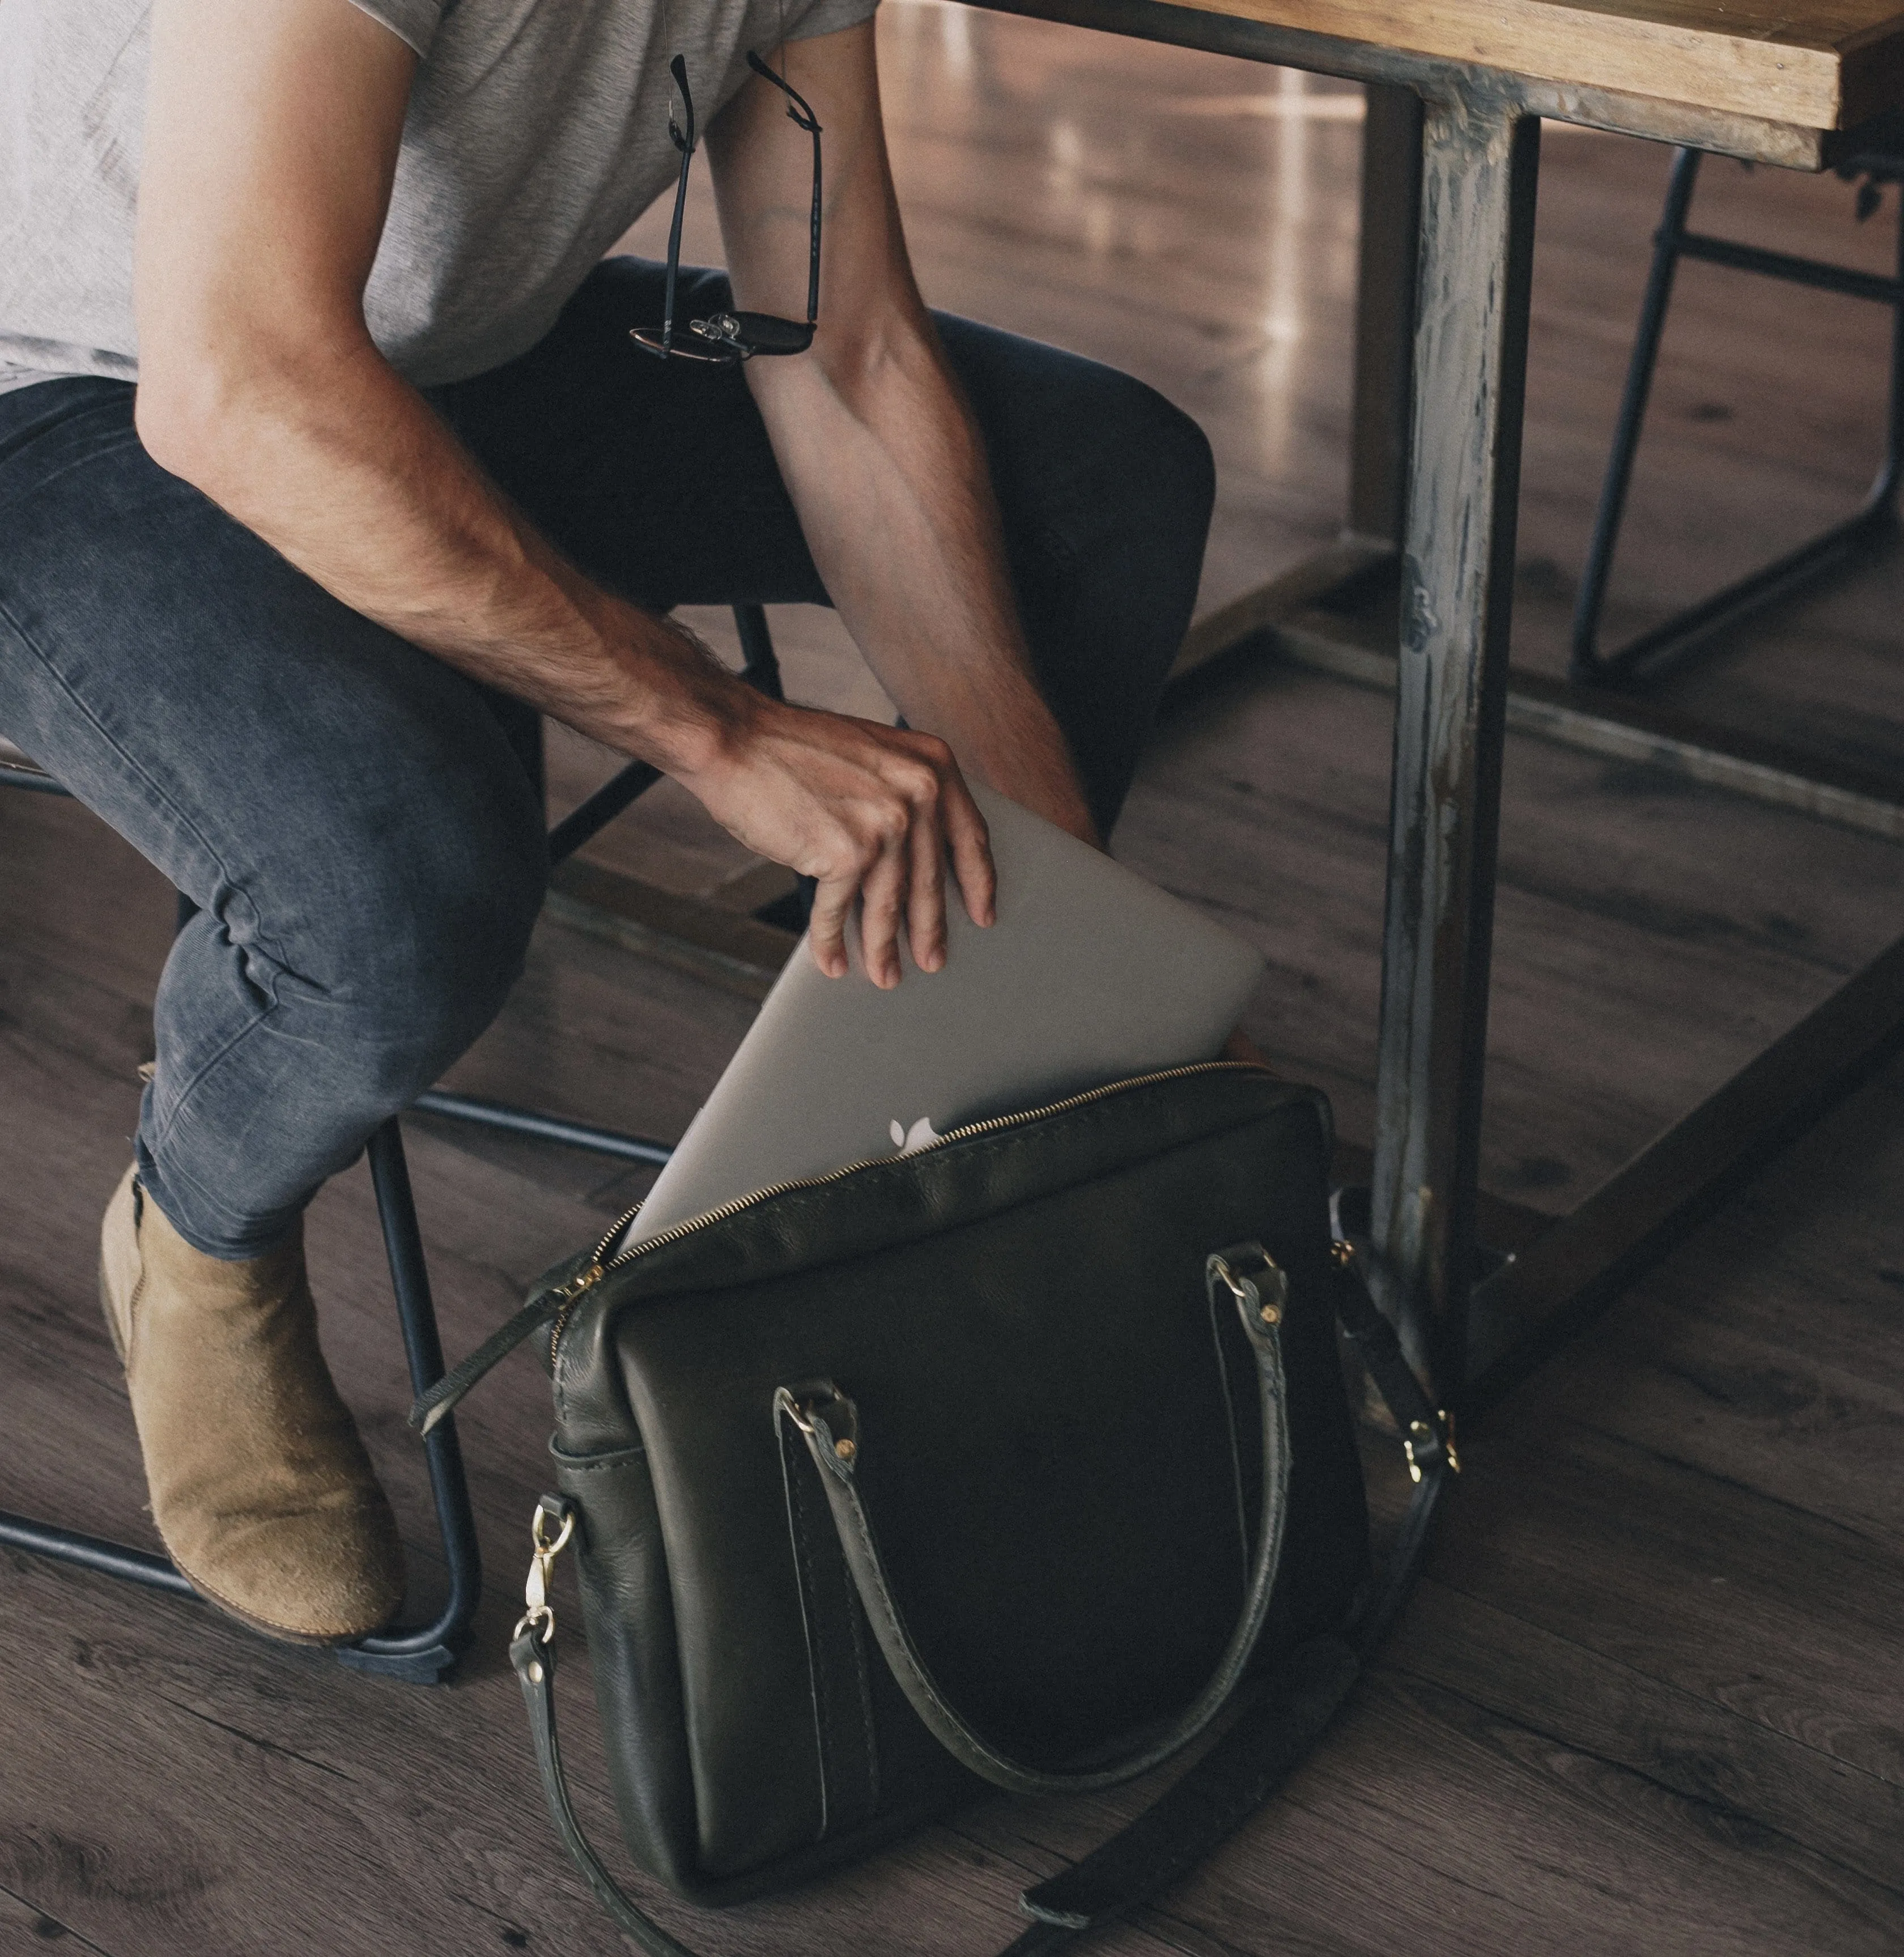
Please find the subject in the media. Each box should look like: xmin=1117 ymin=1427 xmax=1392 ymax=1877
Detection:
xmin=528 ymin=1661 xmax=545 ymax=1684
xmin=1329 ymin=1240 xmax=1354 ymax=1267
xmin=1259 ymin=1303 xmax=1281 ymax=1325
xmin=834 ymin=1437 xmax=857 ymax=1461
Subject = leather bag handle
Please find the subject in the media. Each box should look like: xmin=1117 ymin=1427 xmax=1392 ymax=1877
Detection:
xmin=771 ymin=1243 xmax=1293 ymax=1796
xmin=507 ymin=1240 xmax=1459 ymax=1955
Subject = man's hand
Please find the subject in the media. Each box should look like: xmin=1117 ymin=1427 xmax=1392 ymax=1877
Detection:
xmin=133 ymin=0 xmax=997 ymax=984
xmin=679 ymin=702 xmax=994 ymax=986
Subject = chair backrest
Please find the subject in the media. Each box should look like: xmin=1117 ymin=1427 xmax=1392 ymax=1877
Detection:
xmin=1834 ymin=108 xmax=1904 ymax=184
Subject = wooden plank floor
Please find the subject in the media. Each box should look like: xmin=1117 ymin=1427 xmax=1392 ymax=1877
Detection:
xmin=5 ymin=6 xmax=1903 ymax=1951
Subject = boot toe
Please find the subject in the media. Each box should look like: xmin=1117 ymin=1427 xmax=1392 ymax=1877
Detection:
xmin=171 ymin=1496 xmax=406 ymax=1647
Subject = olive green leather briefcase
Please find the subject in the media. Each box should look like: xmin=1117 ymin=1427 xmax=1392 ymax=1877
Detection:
xmin=419 ymin=1061 xmax=1456 ymax=1956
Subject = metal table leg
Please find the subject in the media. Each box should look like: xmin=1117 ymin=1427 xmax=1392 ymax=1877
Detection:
xmin=1369 ymin=89 xmax=1542 ymax=1398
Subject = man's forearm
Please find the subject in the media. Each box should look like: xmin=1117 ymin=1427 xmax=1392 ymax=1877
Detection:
xmin=747 ymin=317 xmax=1099 ymax=843
xmin=135 ymin=338 xmax=734 ymax=773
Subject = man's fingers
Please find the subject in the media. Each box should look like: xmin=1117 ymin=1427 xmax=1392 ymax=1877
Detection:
xmin=686 ymin=709 xmax=1000 ymax=986
xmin=858 ymin=832 xmax=909 ymax=990
xmin=941 ymin=775 xmax=996 ymax=929
xmin=905 ymin=792 xmax=949 ymax=975
xmin=808 ymin=874 xmax=857 ymax=980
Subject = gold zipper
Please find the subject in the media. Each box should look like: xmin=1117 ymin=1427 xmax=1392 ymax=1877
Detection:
xmin=547 ymin=1059 xmax=1266 ymax=1364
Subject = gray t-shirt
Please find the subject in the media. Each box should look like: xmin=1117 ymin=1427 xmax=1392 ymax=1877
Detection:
xmin=0 ymin=0 xmax=876 ymax=396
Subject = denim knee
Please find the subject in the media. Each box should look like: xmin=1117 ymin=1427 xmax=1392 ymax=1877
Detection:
xmin=172 ymin=768 xmax=546 ymax=1129
xmin=1089 ymin=372 xmax=1216 ymax=566
xmin=322 ymin=794 xmax=547 ymax=1098
xmin=1010 ymin=368 xmax=1216 ymax=832
xmin=138 ymin=781 xmax=546 ymax=1259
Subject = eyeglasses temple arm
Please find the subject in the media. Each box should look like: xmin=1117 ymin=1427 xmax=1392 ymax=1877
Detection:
xmin=743 ymin=51 xmax=823 ymax=329
xmin=662 ymin=54 xmax=697 ymax=354
xmin=806 ymin=122 xmax=822 ymax=327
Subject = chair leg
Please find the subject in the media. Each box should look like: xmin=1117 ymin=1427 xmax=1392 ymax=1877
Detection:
xmin=546 ymin=606 xmax=787 ymax=867
xmin=0 ymin=1509 xmax=197 ymax=1596
xmin=733 ymin=602 xmax=785 ymax=701
xmin=334 ymin=1118 xmax=483 ymax=1682
xmin=411 ymin=1088 xmax=673 ymax=1164
xmin=1571 ymin=147 xmax=1702 ymax=684
xmin=1873 ymin=182 xmax=1904 ymax=512
xmin=1574 ymin=151 xmax=1904 ymax=688
xmin=729 ymin=605 xmax=818 ymax=927
xmin=546 ymin=756 xmax=663 ymax=866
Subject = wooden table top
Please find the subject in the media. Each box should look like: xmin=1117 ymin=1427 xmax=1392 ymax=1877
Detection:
xmin=1144 ymin=0 xmax=1904 ymax=131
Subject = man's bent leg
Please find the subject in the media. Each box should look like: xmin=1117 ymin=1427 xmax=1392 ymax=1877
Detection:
xmin=929 ymin=315 xmax=1216 ymax=839
xmin=0 ymin=381 xmax=547 ymax=1258
xmin=1 ymin=379 xmax=545 ymax=1641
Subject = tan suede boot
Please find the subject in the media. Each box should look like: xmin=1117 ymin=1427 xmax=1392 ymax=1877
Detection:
xmin=99 ymin=1165 xmax=405 ymax=1645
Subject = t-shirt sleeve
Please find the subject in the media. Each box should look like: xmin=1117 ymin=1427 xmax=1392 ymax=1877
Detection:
xmin=342 ymin=0 xmax=446 ymax=58
xmin=784 ymin=0 xmax=881 ymax=45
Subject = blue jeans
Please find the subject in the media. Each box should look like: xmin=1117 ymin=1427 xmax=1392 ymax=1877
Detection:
xmin=0 ymin=259 xmax=1214 ymax=1257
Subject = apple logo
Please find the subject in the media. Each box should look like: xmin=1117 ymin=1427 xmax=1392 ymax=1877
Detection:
xmin=889 ymin=1115 xmax=941 ymax=1155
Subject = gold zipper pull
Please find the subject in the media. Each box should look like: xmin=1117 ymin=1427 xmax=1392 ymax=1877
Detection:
xmin=551 ymin=1262 xmax=604 ymax=1303
xmin=545 ymin=1261 xmax=604 ymax=1369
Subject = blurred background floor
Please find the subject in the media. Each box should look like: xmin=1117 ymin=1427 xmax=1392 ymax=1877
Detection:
xmin=3 ymin=5 xmax=1901 ymax=1951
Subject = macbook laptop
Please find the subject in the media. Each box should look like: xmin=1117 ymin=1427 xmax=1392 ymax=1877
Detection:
xmin=620 ymin=783 xmax=1265 ymax=1245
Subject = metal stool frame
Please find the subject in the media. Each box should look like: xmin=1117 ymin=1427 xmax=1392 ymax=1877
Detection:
xmin=0 ymin=605 xmax=786 ymax=1683
xmin=1571 ymin=143 xmax=1904 ymax=686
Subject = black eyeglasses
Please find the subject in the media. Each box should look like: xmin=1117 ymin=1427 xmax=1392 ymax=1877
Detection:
xmin=631 ymin=51 xmax=822 ymax=364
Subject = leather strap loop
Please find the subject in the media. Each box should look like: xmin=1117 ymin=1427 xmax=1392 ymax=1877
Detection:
xmin=410 ymin=1292 xmax=559 ymax=1435
xmin=771 ymin=1245 xmax=1293 ymax=1796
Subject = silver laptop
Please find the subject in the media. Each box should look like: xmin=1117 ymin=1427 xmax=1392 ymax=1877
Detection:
xmin=622 ymin=784 xmax=1265 ymax=1245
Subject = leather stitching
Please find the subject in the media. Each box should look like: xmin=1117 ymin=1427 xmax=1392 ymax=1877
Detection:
xmin=843 ymin=1576 xmax=880 ymax=1815
xmin=548 ymin=1444 xmax=648 ymax=1472
xmin=777 ymin=1418 xmax=836 ymax=1840
xmin=777 ymin=1410 xmax=881 ymax=1834
xmin=1204 ymin=1283 xmax=1251 ymax=1586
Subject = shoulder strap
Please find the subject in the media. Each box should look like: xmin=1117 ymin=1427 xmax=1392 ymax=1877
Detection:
xmin=511 ymin=1622 xmax=702 ymax=1957
xmin=505 ymin=1243 xmax=1455 ymax=1954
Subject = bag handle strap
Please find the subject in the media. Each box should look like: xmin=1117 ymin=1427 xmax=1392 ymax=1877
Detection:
xmin=769 ymin=1244 xmax=1292 ymax=1796
xmin=507 ymin=1240 xmax=1457 ymax=1955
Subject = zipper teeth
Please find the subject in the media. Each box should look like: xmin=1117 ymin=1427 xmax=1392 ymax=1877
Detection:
xmin=548 ymin=1059 xmax=1260 ymax=1360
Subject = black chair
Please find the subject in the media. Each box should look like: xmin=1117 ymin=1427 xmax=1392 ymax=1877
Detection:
xmin=0 ymin=604 xmax=787 ymax=1682
xmin=1571 ymin=120 xmax=1904 ymax=686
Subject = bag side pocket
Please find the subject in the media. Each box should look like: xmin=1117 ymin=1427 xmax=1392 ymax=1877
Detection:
xmin=775 ymin=1397 xmax=881 ymax=1840
xmin=551 ymin=1442 xmax=702 ymax=1896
